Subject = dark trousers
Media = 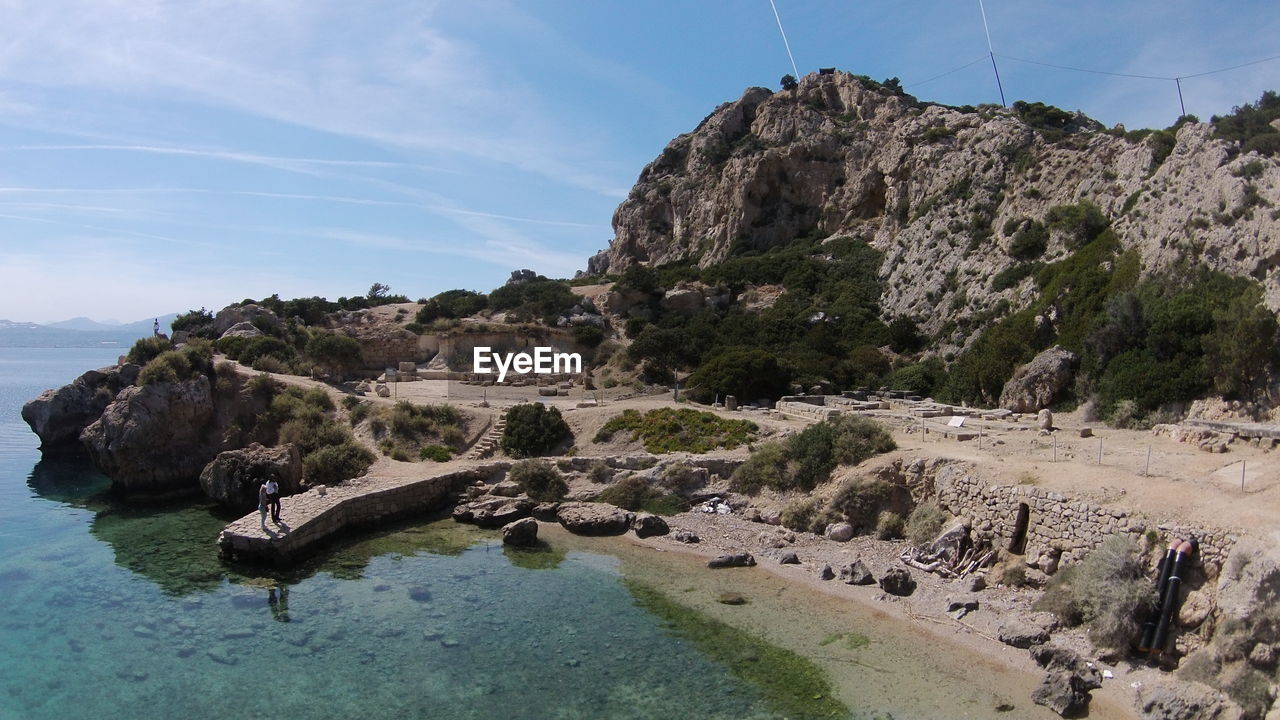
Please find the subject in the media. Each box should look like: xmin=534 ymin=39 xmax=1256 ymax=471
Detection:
xmin=268 ymin=493 xmax=281 ymax=522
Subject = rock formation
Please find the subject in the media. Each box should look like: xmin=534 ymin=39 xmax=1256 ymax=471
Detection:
xmin=22 ymin=364 xmax=139 ymax=449
xmin=591 ymin=70 xmax=1280 ymax=338
xmin=199 ymin=443 xmax=302 ymax=510
xmin=80 ymin=376 xmax=220 ymax=494
xmin=1000 ymin=346 xmax=1078 ymax=412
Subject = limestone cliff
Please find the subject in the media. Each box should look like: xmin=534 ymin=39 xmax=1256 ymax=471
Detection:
xmin=594 ymin=71 xmax=1279 ymax=336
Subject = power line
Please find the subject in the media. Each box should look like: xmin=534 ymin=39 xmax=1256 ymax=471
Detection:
xmin=768 ymin=0 xmax=799 ymax=79
xmin=905 ymin=55 xmax=989 ymax=89
xmin=1179 ymin=53 xmax=1280 ymax=80
xmin=996 ymin=53 xmax=1174 ymax=81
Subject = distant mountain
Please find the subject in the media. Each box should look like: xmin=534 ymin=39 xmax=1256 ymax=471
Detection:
xmin=0 ymin=313 xmax=180 ymax=348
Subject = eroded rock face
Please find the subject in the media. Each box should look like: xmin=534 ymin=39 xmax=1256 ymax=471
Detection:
xmin=1000 ymin=346 xmax=1078 ymax=413
xmin=22 ymin=364 xmax=140 ymax=449
xmin=452 ymin=497 xmax=534 ymax=528
xmin=219 ymin=322 xmax=263 ymax=340
xmin=594 ymin=69 xmax=1280 ymax=345
xmin=199 ymin=443 xmax=302 ymax=511
xmin=1138 ymin=680 xmax=1244 ymax=720
xmin=213 ymin=303 xmax=277 ymax=335
xmin=80 ymin=376 xmax=218 ymax=494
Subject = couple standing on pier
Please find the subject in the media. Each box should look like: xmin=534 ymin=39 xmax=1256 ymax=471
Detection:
xmin=258 ymin=478 xmax=283 ymax=527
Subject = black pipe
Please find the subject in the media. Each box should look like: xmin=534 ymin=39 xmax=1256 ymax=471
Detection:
xmin=1150 ymin=540 xmax=1196 ymax=655
xmin=1138 ymin=539 xmax=1181 ymax=652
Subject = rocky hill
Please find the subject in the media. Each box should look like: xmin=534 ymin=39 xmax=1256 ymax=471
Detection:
xmin=590 ymin=71 xmax=1280 ymax=340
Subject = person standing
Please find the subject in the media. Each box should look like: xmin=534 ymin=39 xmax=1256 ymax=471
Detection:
xmin=265 ymin=477 xmax=282 ymax=524
xmin=257 ymin=482 xmax=270 ymax=529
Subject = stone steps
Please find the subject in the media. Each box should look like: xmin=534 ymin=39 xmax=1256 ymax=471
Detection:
xmin=465 ymin=412 xmax=508 ymax=460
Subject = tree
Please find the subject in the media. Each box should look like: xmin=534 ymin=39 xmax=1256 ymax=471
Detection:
xmin=305 ymin=333 xmax=363 ymax=379
xmin=367 ymin=283 xmax=391 ymax=300
xmin=780 ymin=74 xmax=798 ymax=91
xmin=1205 ymin=288 xmax=1280 ymax=400
xmin=501 ymin=403 xmax=570 ymax=458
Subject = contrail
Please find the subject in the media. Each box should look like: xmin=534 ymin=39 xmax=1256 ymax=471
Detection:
xmin=768 ymin=0 xmax=799 ymax=78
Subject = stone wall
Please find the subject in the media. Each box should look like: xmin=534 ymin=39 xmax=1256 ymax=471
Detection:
xmin=932 ymin=463 xmax=1236 ymax=573
xmin=775 ymin=399 xmax=841 ymax=421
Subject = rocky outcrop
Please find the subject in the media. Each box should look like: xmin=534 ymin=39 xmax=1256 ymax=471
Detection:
xmin=214 ymin=303 xmax=277 ymax=335
xmin=198 ymin=443 xmax=302 ymax=510
xmin=593 ymin=70 xmax=1280 ymax=334
xmin=999 ymin=619 xmax=1050 ymax=649
xmin=80 ymin=376 xmax=219 ymax=494
xmin=556 ymin=502 xmax=634 ymax=536
xmin=219 ymin=322 xmax=263 ymax=340
xmin=1030 ymin=646 xmax=1103 ymax=718
xmin=22 ymin=364 xmax=139 ymax=449
xmin=452 ymin=497 xmax=534 ymax=528
xmin=1000 ymin=346 xmax=1078 ymax=412
xmin=1138 ymin=680 xmax=1243 ymax=720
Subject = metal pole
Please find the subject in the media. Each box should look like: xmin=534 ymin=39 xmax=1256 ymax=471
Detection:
xmin=1052 ymin=434 xmax=1057 ymax=463
xmin=977 ymin=0 xmax=1006 ymax=107
xmin=1145 ymin=446 xmax=1151 ymax=476
xmin=1098 ymin=437 xmax=1103 ymax=464
xmin=1175 ymin=78 xmax=1186 ymax=118
xmin=979 ymin=425 xmax=983 ymax=450
xmin=1242 ymin=460 xmax=1247 ymax=492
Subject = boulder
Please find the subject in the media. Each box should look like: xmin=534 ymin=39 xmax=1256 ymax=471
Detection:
xmin=452 ymin=497 xmax=534 ymax=528
xmin=878 ymin=567 xmax=916 ymax=596
xmin=22 ymin=364 xmax=139 ymax=449
xmin=840 ymin=560 xmax=875 ymax=585
xmin=999 ymin=346 xmax=1077 ymax=413
xmin=707 ymin=553 xmax=756 ymax=569
xmin=632 ymin=513 xmax=670 ymax=538
xmin=198 ymin=443 xmax=302 ymax=510
xmin=219 ymin=322 xmax=262 ymax=340
xmin=672 ymin=530 xmax=700 ymax=543
xmin=824 ymin=522 xmax=854 ymax=542
xmin=490 ymin=480 xmax=522 ymax=498
xmin=999 ymin=619 xmax=1051 ymax=648
xmin=779 ymin=551 xmax=800 ymax=565
xmin=531 ymin=502 xmax=561 ymax=522
xmin=1178 ymin=589 xmax=1214 ymax=628
xmin=1217 ymin=539 xmax=1280 ymax=624
xmin=660 ymin=287 xmax=705 ymax=313
xmin=556 ymin=502 xmax=634 ymax=536
xmin=80 ymin=375 xmax=220 ymax=494
xmin=213 ymin=303 xmax=278 ymax=335
xmin=1138 ymin=680 xmax=1244 ymax=720
xmin=501 ymin=517 xmax=539 ymax=547
xmin=921 ymin=520 xmax=970 ymax=565
xmin=817 ymin=564 xmax=836 ymax=580
xmin=1032 ymin=671 xmax=1095 ymax=717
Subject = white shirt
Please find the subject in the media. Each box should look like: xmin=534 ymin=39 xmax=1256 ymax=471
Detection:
xmin=265 ymin=480 xmax=279 ymax=494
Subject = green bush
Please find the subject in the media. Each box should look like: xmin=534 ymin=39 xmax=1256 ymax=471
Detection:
xmin=304 ymin=333 xmax=363 ymax=377
xmin=508 ymin=459 xmax=568 ymax=501
xmin=415 ymin=289 xmax=487 ymax=324
xmin=827 ymin=477 xmax=894 ymax=533
xmin=780 ymin=497 xmax=841 ymax=534
xmin=686 ymin=349 xmax=791 ymax=404
xmin=501 ymin=403 xmax=571 ymax=458
xmin=729 ymin=441 xmax=791 ymax=495
xmin=905 ymin=500 xmax=948 ymax=545
xmin=1032 ymin=535 xmax=1155 ymax=654
xmin=1212 ymin=91 xmax=1280 ymax=155
xmin=572 ymin=325 xmax=605 ymax=348
xmin=588 ymin=460 xmax=612 ymax=483
xmin=303 ymin=441 xmax=374 ymax=485
xmin=884 ymin=359 xmax=946 ymax=397
xmin=1046 ymin=201 xmax=1109 ymax=250
xmin=593 ymin=408 xmax=756 ymax=453
xmin=419 ymin=445 xmax=451 ymax=462
xmin=876 ymin=511 xmax=905 ymax=540
xmin=127 ymin=336 xmax=173 ymax=366
xmin=594 ymin=474 xmax=687 ymax=515
xmin=991 ymin=263 xmax=1041 ymax=291
xmin=1008 ymin=220 xmax=1048 ymax=260
xmin=170 ymin=308 xmax=216 ymax=338
xmin=729 ymin=416 xmax=894 ymax=495
xmin=137 ymin=342 xmax=214 ymax=385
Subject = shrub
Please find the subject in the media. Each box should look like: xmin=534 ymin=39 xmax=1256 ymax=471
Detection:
xmin=780 ymin=497 xmax=841 ymax=534
xmin=905 ymin=500 xmax=948 ymax=545
xmin=1008 ymin=220 xmax=1048 ymax=260
xmin=991 ymin=263 xmax=1041 ymax=291
xmin=828 ymin=477 xmax=894 ymax=533
xmin=588 ymin=460 xmax=612 ymax=484
xmin=501 ymin=403 xmax=571 ymax=458
xmin=127 ymin=336 xmax=173 ymax=366
xmin=572 ymin=325 xmax=605 ymax=348
xmin=137 ymin=342 xmax=213 ymax=385
xmin=729 ymin=441 xmax=791 ymax=495
xmin=170 ymin=308 xmax=216 ymax=338
xmin=685 ymin=349 xmax=791 ymax=404
xmin=419 ymin=445 xmax=451 ymax=462
xmin=247 ymin=372 xmax=279 ymax=398
xmin=876 ymin=511 xmax=905 ymax=540
xmin=303 ymin=441 xmax=374 ymax=485
xmin=415 ymin=289 xmax=487 ymax=324
xmin=593 ymin=408 xmax=757 ymax=453
xmin=508 ymin=459 xmax=568 ymax=501
xmin=1032 ymin=535 xmax=1155 ymax=654
xmin=1001 ymin=564 xmax=1028 ymax=588
xmin=594 ymin=474 xmax=686 ymax=515
xmin=1046 ymin=201 xmax=1109 ymax=250
xmin=304 ymin=333 xmax=363 ymax=378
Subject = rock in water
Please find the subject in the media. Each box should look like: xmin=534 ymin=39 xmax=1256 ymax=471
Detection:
xmin=22 ymin=364 xmax=139 ymax=449
xmin=999 ymin=346 xmax=1078 ymax=413
xmin=631 ymin=513 xmax=670 ymax=538
xmin=555 ymin=502 xmax=634 ymax=536
xmin=80 ymin=375 xmax=220 ymax=494
xmin=501 ymin=518 xmax=539 ymax=547
xmin=199 ymin=443 xmax=302 ymax=511
xmin=878 ymin=567 xmax=916 ymax=596
xmin=707 ymin=553 xmax=756 ymax=569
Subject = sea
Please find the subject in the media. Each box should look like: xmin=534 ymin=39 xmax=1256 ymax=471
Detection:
xmin=0 ymin=347 xmax=842 ymax=720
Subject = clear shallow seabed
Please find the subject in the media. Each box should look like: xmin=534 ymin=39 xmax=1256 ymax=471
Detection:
xmin=0 ymin=348 xmax=841 ymax=720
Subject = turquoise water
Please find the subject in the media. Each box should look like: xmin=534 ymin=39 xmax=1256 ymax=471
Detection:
xmin=0 ymin=348 xmax=815 ymax=720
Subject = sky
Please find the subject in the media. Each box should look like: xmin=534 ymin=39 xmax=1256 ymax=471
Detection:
xmin=0 ymin=0 xmax=1276 ymax=324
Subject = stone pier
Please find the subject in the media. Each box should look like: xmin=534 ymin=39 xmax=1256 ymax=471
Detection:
xmin=217 ymin=463 xmax=508 ymax=563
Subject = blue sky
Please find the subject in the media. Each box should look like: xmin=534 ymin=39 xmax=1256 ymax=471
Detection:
xmin=1 ymin=0 xmax=1276 ymax=323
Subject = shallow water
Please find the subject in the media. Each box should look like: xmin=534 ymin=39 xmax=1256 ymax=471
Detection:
xmin=0 ymin=348 xmax=833 ymax=720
